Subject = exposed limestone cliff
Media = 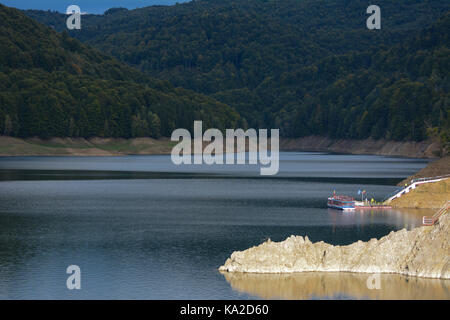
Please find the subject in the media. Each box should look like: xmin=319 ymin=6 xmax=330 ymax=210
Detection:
xmin=219 ymin=212 xmax=449 ymax=279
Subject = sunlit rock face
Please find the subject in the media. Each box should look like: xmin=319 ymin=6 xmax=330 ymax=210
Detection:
xmin=219 ymin=213 xmax=449 ymax=279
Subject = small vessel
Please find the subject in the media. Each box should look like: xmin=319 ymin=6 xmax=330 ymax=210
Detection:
xmin=327 ymin=194 xmax=355 ymax=211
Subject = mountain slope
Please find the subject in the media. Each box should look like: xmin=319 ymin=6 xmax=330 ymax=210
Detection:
xmin=24 ymin=0 xmax=449 ymax=145
xmin=271 ymin=12 xmax=450 ymax=144
xmin=0 ymin=4 xmax=242 ymax=138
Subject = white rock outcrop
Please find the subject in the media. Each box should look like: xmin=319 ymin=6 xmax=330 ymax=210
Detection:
xmin=219 ymin=213 xmax=449 ymax=279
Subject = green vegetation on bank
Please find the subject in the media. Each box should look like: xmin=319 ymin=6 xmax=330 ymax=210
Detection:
xmin=0 ymin=4 xmax=242 ymax=139
xmin=24 ymin=0 xmax=450 ymax=148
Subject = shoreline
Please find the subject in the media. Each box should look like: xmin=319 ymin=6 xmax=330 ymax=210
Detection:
xmin=219 ymin=176 xmax=450 ymax=279
xmin=0 ymin=136 xmax=176 ymax=157
xmin=219 ymin=209 xmax=450 ymax=279
xmin=280 ymin=136 xmax=440 ymax=159
xmin=0 ymin=136 xmax=441 ymax=159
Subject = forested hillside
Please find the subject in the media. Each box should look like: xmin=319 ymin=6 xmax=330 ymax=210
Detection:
xmin=0 ymin=4 xmax=242 ymax=138
xmin=272 ymin=12 xmax=450 ymax=142
xmin=24 ymin=0 xmax=449 ymax=146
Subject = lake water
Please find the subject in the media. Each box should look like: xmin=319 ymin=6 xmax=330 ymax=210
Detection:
xmin=0 ymin=152 xmax=448 ymax=299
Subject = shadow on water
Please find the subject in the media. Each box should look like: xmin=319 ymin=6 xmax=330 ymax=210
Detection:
xmin=221 ymin=272 xmax=450 ymax=300
xmin=0 ymin=169 xmax=402 ymax=185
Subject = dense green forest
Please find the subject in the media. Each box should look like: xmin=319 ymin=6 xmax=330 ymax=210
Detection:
xmin=0 ymin=4 xmax=242 ymax=138
xmin=24 ymin=0 xmax=449 ymax=146
xmin=271 ymin=12 xmax=450 ymax=141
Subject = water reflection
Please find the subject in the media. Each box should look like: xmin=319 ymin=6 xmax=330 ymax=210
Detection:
xmin=221 ymin=272 xmax=450 ymax=300
xmin=327 ymin=208 xmax=434 ymax=232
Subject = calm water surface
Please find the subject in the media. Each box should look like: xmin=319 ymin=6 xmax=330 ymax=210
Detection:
xmin=0 ymin=152 xmax=448 ymax=299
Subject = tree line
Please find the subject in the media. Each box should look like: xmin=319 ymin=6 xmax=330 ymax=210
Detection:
xmin=0 ymin=4 xmax=242 ymax=139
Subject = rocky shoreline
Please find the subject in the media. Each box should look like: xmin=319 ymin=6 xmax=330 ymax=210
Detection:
xmin=219 ymin=211 xmax=449 ymax=279
xmin=0 ymin=135 xmax=441 ymax=158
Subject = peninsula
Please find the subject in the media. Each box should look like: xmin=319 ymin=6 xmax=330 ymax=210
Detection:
xmin=220 ymin=172 xmax=450 ymax=279
xmin=219 ymin=207 xmax=449 ymax=278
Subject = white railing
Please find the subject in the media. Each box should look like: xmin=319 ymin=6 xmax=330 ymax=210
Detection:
xmin=385 ymin=176 xmax=449 ymax=203
xmin=411 ymin=174 xmax=450 ymax=184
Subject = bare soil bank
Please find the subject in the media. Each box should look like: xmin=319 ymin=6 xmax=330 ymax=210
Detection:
xmin=398 ymin=156 xmax=450 ymax=186
xmin=0 ymin=135 xmax=441 ymax=158
xmin=280 ymin=136 xmax=440 ymax=158
xmin=0 ymin=136 xmax=175 ymax=156
xmin=390 ymin=178 xmax=450 ymax=209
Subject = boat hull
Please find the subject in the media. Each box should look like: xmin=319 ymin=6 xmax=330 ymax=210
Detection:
xmin=327 ymin=195 xmax=356 ymax=211
xmin=327 ymin=204 xmax=355 ymax=211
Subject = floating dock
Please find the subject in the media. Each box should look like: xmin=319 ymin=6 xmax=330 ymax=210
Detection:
xmin=354 ymin=205 xmax=392 ymax=210
xmin=353 ymin=201 xmax=391 ymax=209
